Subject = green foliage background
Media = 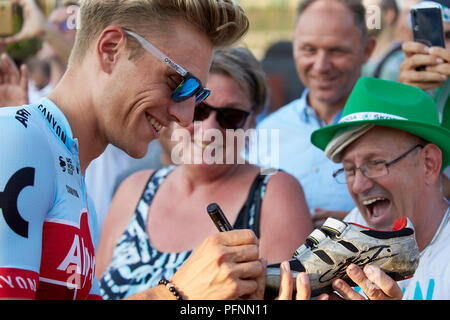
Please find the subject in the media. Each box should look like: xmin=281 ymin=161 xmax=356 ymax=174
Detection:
xmin=241 ymin=2 xmax=297 ymax=59
xmin=5 ymin=5 xmax=43 ymax=66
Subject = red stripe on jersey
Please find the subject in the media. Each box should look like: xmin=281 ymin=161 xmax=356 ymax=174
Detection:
xmin=36 ymin=210 xmax=96 ymax=300
xmin=0 ymin=268 xmax=39 ymax=299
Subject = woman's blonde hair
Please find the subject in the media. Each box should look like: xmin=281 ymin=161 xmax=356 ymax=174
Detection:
xmin=69 ymin=0 xmax=249 ymax=65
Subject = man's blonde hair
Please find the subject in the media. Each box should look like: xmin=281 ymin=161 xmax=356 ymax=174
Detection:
xmin=69 ymin=0 xmax=249 ymax=65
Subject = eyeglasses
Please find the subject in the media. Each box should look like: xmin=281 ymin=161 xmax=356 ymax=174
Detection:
xmin=124 ymin=29 xmax=210 ymax=105
xmin=194 ymin=102 xmax=251 ymax=130
xmin=332 ymin=144 xmax=424 ymax=184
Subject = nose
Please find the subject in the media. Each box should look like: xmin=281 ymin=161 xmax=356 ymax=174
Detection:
xmin=349 ymin=169 xmax=375 ymax=195
xmin=168 ymin=98 xmax=196 ymax=127
xmin=313 ymin=50 xmax=331 ymax=73
xmin=201 ymin=110 xmax=222 ymax=131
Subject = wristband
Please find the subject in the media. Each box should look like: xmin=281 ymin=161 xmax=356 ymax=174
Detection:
xmin=158 ymin=278 xmax=183 ymax=300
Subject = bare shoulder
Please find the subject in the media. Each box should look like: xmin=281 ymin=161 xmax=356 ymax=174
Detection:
xmin=261 ymin=170 xmax=309 ymax=221
xmin=259 ymin=170 xmax=313 ymax=262
xmin=264 ymin=170 xmax=305 ymax=196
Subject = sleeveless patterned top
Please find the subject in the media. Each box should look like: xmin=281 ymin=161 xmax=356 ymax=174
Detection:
xmin=99 ymin=166 xmax=272 ymax=300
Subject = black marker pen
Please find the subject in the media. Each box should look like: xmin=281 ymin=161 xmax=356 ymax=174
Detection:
xmin=207 ymin=203 xmax=233 ymax=232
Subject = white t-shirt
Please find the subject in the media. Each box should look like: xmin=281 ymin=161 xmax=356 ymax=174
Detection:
xmin=344 ymin=206 xmax=450 ymax=300
xmin=402 ymin=207 xmax=450 ymax=300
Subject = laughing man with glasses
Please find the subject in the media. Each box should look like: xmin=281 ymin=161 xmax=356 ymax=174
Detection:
xmin=310 ymin=76 xmax=450 ymax=300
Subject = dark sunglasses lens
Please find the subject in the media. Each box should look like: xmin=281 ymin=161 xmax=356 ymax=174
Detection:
xmin=217 ymin=109 xmax=248 ymax=129
xmin=193 ymin=103 xmax=211 ymax=121
xmin=172 ymin=78 xmax=201 ymax=102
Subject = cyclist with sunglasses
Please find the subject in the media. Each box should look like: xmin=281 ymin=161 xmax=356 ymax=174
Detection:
xmin=95 ymin=46 xmax=314 ymax=300
xmin=0 ymin=0 xmax=267 ymax=300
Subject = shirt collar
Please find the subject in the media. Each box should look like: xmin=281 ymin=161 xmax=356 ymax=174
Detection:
xmin=295 ymin=89 xmax=343 ymax=127
xmin=34 ymin=97 xmax=77 ymax=154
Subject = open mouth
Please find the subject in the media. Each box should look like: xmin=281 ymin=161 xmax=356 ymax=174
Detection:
xmin=362 ymin=197 xmax=391 ymax=223
xmin=145 ymin=113 xmax=163 ymax=133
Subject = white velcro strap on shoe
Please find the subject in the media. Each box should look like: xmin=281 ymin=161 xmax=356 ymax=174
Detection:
xmin=321 ymin=217 xmax=347 ymax=236
xmin=307 ymin=229 xmax=327 ymax=246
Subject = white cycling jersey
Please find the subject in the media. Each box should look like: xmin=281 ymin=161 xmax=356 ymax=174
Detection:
xmin=0 ymin=98 xmax=101 ymax=299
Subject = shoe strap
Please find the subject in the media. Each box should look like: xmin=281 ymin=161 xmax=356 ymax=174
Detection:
xmin=304 ymin=229 xmax=328 ymax=249
xmin=320 ymin=217 xmax=347 ymax=236
xmin=293 ymin=218 xmax=347 ymax=257
xmin=293 ymin=229 xmax=328 ymax=256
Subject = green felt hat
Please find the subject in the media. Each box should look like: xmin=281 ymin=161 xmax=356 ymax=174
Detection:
xmin=311 ymin=77 xmax=450 ymax=170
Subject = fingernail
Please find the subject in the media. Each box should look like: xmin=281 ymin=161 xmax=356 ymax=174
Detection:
xmin=332 ymin=279 xmax=343 ymax=290
xmin=365 ymin=264 xmax=378 ymax=276
xmin=347 ymin=264 xmax=357 ymax=275
xmin=437 ymin=58 xmax=444 ymax=63
xmin=280 ymin=261 xmax=288 ymax=272
xmin=299 ymin=272 xmax=309 ymax=284
xmin=364 ymin=265 xmax=374 ymax=276
xmin=281 ymin=261 xmax=290 ymax=272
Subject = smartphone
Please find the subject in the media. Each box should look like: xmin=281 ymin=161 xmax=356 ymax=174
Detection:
xmin=0 ymin=0 xmax=14 ymax=36
xmin=411 ymin=4 xmax=445 ymax=48
xmin=207 ymin=203 xmax=233 ymax=232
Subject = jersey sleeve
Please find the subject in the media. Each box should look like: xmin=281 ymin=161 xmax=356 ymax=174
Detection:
xmin=0 ymin=108 xmax=56 ymax=299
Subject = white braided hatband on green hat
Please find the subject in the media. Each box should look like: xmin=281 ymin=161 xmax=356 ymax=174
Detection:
xmin=311 ymin=77 xmax=450 ymax=170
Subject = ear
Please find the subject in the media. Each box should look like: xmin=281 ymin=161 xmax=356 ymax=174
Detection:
xmin=96 ymin=26 xmax=128 ymax=74
xmin=421 ymin=144 xmax=443 ymax=185
xmin=362 ymin=36 xmax=377 ymax=64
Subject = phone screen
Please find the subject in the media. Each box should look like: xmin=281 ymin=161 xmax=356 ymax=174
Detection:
xmin=411 ymin=6 xmax=445 ymax=48
xmin=0 ymin=0 xmax=14 ymax=36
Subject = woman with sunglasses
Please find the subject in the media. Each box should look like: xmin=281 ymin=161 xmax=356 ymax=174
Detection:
xmin=96 ymin=47 xmax=314 ymax=300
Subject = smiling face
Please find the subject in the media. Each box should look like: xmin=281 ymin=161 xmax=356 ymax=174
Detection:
xmin=97 ymin=19 xmax=213 ymax=158
xmin=293 ymin=0 xmax=371 ymax=107
xmin=341 ymin=126 xmax=426 ymax=230
xmin=181 ymin=72 xmax=253 ymax=167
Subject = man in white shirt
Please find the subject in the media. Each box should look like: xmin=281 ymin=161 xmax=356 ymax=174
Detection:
xmin=310 ymin=76 xmax=450 ymax=299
